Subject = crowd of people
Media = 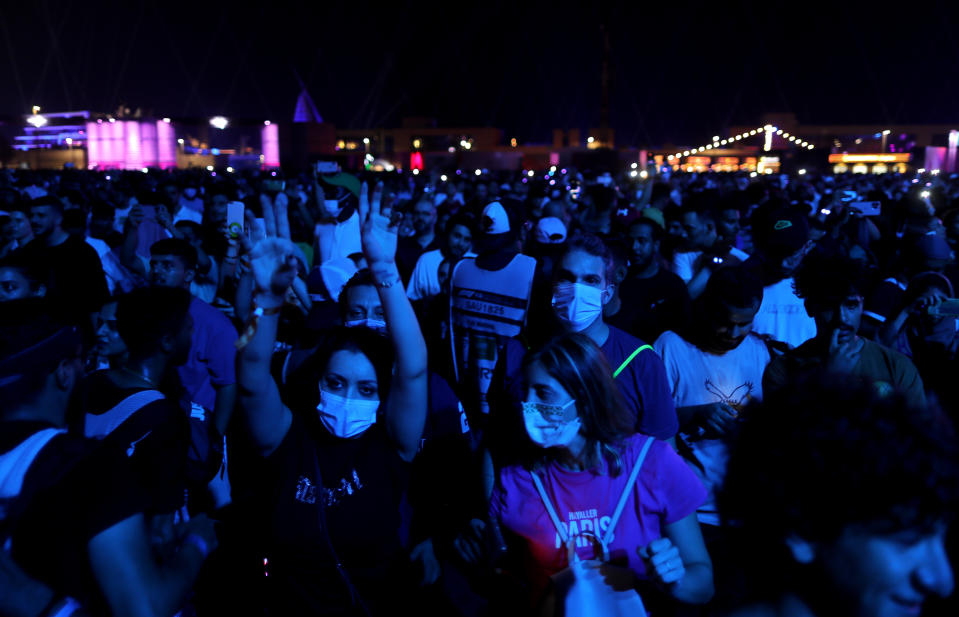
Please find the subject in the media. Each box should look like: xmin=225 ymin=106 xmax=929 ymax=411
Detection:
xmin=0 ymin=161 xmax=957 ymax=617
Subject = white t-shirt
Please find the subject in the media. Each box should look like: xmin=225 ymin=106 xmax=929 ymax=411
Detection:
xmin=406 ymin=248 xmax=476 ymax=301
xmin=191 ymin=258 xmax=219 ymax=304
xmin=653 ymin=330 xmax=771 ymax=526
xmin=330 ymin=211 xmax=362 ymax=260
xmin=671 ymin=251 xmax=700 ymax=283
xmin=85 ymin=236 xmax=126 ymax=295
xmin=752 ymin=277 xmax=817 ymax=348
xmin=173 ymin=207 xmax=203 ymax=226
xmin=671 ymin=248 xmax=749 ymax=284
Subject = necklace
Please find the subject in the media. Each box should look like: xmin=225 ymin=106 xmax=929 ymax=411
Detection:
xmin=119 ymin=366 xmax=160 ymax=388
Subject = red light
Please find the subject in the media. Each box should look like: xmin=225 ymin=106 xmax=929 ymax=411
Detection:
xmin=410 ymin=151 xmax=424 ymax=171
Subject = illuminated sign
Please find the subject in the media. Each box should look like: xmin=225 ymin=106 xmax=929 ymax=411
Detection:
xmin=827 ymin=153 xmax=911 ymax=163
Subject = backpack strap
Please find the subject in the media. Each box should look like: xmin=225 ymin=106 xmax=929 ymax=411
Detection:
xmin=613 ymin=345 xmax=654 ymax=379
xmin=601 ymin=436 xmax=655 ymax=560
xmin=84 ymin=389 xmax=164 ymax=439
xmin=529 ymin=435 xmax=655 ymax=563
xmin=529 ymin=469 xmax=570 ymax=545
xmin=0 ymin=428 xmax=66 ymax=501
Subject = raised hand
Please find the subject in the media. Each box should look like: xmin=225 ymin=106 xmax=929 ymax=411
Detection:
xmin=260 ymin=193 xmax=278 ymax=238
xmin=274 ymin=191 xmax=291 ymax=240
xmin=358 ymin=181 xmax=396 ymax=265
xmin=250 ymin=237 xmax=300 ymax=302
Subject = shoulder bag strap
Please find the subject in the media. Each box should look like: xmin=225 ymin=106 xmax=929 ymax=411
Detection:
xmin=613 ymin=345 xmax=654 ymax=379
xmin=309 ymin=441 xmax=372 ymax=617
xmin=601 ymin=436 xmax=655 ymax=558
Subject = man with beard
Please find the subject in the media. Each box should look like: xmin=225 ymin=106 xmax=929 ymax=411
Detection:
xmin=149 ymin=238 xmax=238 ymax=436
xmin=653 ymin=265 xmax=770 ymax=531
xmin=617 ymin=217 xmax=691 ymax=344
xmin=17 ymin=196 xmax=108 ymax=326
xmin=763 ymin=254 xmax=926 ymax=407
xmin=80 ymin=287 xmax=194 ymax=526
xmin=397 ymin=199 xmax=439 ymax=284
xmin=406 ymin=213 xmax=475 ymax=302
xmin=0 ymin=298 xmax=216 ymax=616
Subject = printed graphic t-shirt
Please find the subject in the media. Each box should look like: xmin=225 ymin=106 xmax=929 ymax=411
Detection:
xmin=243 ymin=413 xmax=412 ymax=615
xmin=490 ymin=435 xmax=705 ymax=598
xmin=654 ymin=330 xmax=770 ymax=526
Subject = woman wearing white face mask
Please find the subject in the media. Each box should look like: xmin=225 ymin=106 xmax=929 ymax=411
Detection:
xmin=236 ymin=182 xmax=428 ymax=615
xmin=489 ymin=333 xmax=714 ymax=612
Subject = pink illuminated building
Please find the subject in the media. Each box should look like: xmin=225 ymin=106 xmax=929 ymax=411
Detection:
xmin=85 ymin=118 xmax=178 ymax=169
xmin=261 ymin=122 xmax=280 ymax=169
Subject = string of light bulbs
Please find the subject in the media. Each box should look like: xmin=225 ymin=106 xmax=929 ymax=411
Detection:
xmin=666 ymin=124 xmax=815 ymax=161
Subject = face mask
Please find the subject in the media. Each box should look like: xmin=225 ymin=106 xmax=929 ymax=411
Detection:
xmin=316 ymin=390 xmax=379 ymax=438
xmin=344 ymin=318 xmax=387 ymax=333
xmin=523 ymin=399 xmax=581 ymax=448
xmin=183 ymin=188 xmax=197 ymax=199
xmin=552 ymin=282 xmax=607 ymax=332
xmin=324 ymin=199 xmax=342 ymax=217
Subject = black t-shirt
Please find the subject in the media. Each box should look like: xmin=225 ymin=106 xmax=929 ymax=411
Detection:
xmin=615 ymin=268 xmax=692 ymax=344
xmin=408 ymin=372 xmax=481 ymax=546
xmin=2 ymin=420 xmax=149 ymax=614
xmin=864 ymin=277 xmax=906 ymax=326
xmin=242 ymin=413 xmax=412 ymax=615
xmin=81 ymin=371 xmax=190 ymax=514
xmin=17 ymin=234 xmax=109 ymax=318
xmin=396 ymin=236 xmax=438 ymax=285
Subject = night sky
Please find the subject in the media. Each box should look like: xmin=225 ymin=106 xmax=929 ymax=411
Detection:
xmin=3 ymin=0 xmax=959 ymax=146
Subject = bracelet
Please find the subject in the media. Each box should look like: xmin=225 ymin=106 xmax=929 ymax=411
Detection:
xmin=236 ymin=301 xmax=283 ymax=350
xmin=371 ymin=265 xmax=400 ymax=288
xmin=374 ymin=276 xmax=399 ymax=288
xmin=183 ymin=533 xmax=211 ymax=559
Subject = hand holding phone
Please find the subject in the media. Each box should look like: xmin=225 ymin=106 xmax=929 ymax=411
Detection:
xmin=226 ymin=202 xmax=245 ymax=238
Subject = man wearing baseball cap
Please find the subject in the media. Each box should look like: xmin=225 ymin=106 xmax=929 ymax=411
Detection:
xmin=745 ymin=206 xmax=817 ymax=348
xmin=449 ymin=200 xmax=536 ymax=419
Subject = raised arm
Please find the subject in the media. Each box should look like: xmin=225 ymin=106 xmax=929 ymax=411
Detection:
xmin=235 ymin=238 xmax=299 ymax=457
xmin=359 ymin=181 xmax=428 ymax=462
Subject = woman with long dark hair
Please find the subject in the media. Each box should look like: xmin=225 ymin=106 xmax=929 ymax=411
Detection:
xmin=489 ymin=332 xmax=713 ymax=612
xmin=236 ymin=182 xmax=428 ymax=615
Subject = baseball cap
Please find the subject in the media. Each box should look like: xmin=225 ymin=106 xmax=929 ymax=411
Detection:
xmin=533 ymin=217 xmax=567 ymax=244
xmin=482 ymin=201 xmax=511 ymax=234
xmin=757 ymin=208 xmax=809 ymax=257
